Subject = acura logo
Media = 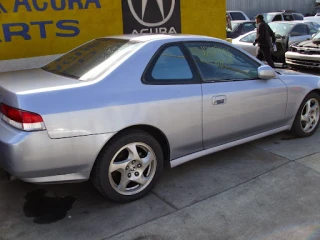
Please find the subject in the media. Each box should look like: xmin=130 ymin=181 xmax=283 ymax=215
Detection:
xmin=128 ymin=0 xmax=176 ymax=27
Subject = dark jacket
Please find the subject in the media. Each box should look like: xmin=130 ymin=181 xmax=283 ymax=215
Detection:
xmin=254 ymin=21 xmax=276 ymax=48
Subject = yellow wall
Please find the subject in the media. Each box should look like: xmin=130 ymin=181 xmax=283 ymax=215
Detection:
xmin=0 ymin=0 xmax=225 ymax=61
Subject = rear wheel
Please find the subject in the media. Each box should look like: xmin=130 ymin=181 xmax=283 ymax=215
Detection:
xmin=91 ymin=130 xmax=163 ymax=203
xmin=291 ymin=92 xmax=320 ymax=137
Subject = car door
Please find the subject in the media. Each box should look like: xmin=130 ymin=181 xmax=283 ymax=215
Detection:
xmin=183 ymin=41 xmax=288 ymax=149
xmin=289 ymin=24 xmax=311 ymax=46
xmin=142 ymin=43 xmax=203 ymax=159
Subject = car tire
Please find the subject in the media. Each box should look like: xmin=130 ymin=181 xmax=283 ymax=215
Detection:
xmin=91 ymin=130 xmax=164 ymax=203
xmin=290 ymin=92 xmax=320 ymax=137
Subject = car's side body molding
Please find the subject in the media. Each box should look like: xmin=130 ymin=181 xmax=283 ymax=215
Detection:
xmin=170 ymin=125 xmax=290 ymax=168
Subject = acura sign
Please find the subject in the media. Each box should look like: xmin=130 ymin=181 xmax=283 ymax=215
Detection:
xmin=122 ymin=0 xmax=181 ymax=34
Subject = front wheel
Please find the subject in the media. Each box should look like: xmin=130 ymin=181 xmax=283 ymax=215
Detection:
xmin=91 ymin=131 xmax=164 ymax=203
xmin=291 ymin=92 xmax=320 ymax=137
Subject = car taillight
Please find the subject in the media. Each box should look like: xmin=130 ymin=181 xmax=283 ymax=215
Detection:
xmin=0 ymin=103 xmax=46 ymax=131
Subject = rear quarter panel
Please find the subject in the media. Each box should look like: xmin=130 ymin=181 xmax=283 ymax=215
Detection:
xmin=16 ymin=39 xmax=204 ymax=160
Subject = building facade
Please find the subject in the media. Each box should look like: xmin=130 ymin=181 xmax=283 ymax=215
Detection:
xmin=0 ymin=0 xmax=226 ymax=72
xmin=227 ymin=0 xmax=316 ymax=19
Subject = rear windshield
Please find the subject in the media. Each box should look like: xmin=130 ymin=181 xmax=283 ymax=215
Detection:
xmin=42 ymin=38 xmax=142 ymax=81
xmin=229 ymin=12 xmax=246 ymax=20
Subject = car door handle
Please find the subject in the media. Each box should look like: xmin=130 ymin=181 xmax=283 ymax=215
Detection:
xmin=212 ymin=95 xmax=227 ymax=105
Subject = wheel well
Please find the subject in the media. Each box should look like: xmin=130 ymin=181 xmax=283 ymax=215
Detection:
xmin=96 ymin=125 xmax=171 ymax=169
xmin=310 ymin=89 xmax=320 ymax=97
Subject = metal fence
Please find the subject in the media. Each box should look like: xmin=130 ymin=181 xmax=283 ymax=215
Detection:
xmin=227 ymin=0 xmax=316 ymax=19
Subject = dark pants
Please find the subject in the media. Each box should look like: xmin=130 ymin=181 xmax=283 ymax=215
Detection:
xmin=256 ymin=46 xmax=275 ymax=68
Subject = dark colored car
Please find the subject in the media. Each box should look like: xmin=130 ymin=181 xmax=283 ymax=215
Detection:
xmin=227 ymin=20 xmax=256 ymax=39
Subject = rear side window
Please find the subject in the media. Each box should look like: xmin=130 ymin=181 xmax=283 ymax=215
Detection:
xmin=293 ymin=13 xmax=304 ymax=20
xmin=283 ymin=14 xmax=294 ymax=21
xmin=229 ymin=12 xmax=246 ymax=20
xmin=144 ymin=45 xmax=197 ymax=84
xmin=151 ymin=46 xmax=193 ymax=80
xmin=273 ymin=14 xmax=283 ymax=21
xmin=42 ymin=39 xmax=142 ymax=81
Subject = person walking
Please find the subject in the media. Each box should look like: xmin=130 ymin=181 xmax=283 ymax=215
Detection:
xmin=253 ymin=14 xmax=276 ymax=68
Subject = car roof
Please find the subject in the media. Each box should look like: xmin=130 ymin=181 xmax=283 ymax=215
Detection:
xmin=104 ymin=34 xmax=215 ymax=42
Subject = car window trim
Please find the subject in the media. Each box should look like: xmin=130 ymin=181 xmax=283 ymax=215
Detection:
xmin=181 ymin=41 xmax=262 ymax=83
xmin=141 ymin=42 xmax=201 ymax=85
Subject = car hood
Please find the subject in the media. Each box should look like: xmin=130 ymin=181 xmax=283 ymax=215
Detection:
xmin=294 ymin=39 xmax=320 ymax=48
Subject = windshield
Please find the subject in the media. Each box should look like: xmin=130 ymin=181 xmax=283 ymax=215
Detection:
xmin=261 ymin=13 xmax=275 ymax=23
xmin=231 ymin=22 xmax=240 ymax=31
xmin=42 ymin=38 xmax=142 ymax=81
xmin=269 ymin=22 xmax=293 ymax=36
xmin=313 ymin=31 xmax=320 ymax=39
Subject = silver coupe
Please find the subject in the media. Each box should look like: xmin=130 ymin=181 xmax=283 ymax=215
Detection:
xmin=0 ymin=34 xmax=320 ymax=202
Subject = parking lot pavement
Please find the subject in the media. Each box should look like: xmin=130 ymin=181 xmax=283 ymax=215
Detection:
xmin=1 ymin=128 xmax=320 ymax=240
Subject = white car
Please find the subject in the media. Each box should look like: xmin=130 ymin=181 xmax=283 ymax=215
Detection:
xmin=304 ymin=16 xmax=320 ymax=25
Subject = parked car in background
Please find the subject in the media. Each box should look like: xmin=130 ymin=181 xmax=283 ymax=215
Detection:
xmin=298 ymin=20 xmax=320 ymax=30
xmin=233 ymin=22 xmax=318 ymax=62
xmin=1 ymin=34 xmax=320 ymax=203
xmin=260 ymin=11 xmax=304 ymax=23
xmin=227 ymin=20 xmax=256 ymax=38
xmin=227 ymin=11 xmax=250 ymax=20
xmin=286 ymin=31 xmax=320 ymax=69
xmin=304 ymin=16 xmax=320 ymax=25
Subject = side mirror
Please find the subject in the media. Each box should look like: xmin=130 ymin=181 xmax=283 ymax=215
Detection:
xmin=258 ymin=65 xmax=276 ymax=79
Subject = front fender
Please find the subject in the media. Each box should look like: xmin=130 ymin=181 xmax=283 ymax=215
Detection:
xmin=278 ymin=72 xmax=320 ymax=127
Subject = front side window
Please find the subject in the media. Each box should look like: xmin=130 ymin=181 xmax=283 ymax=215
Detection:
xmin=144 ymin=45 xmax=195 ymax=83
xmin=291 ymin=25 xmax=309 ymax=36
xmin=42 ymin=38 xmax=142 ymax=81
xmin=185 ymin=42 xmax=260 ymax=81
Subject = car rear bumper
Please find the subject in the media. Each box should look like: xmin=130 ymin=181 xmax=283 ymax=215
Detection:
xmin=0 ymin=120 xmax=115 ymax=183
xmin=285 ymin=52 xmax=320 ymax=68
